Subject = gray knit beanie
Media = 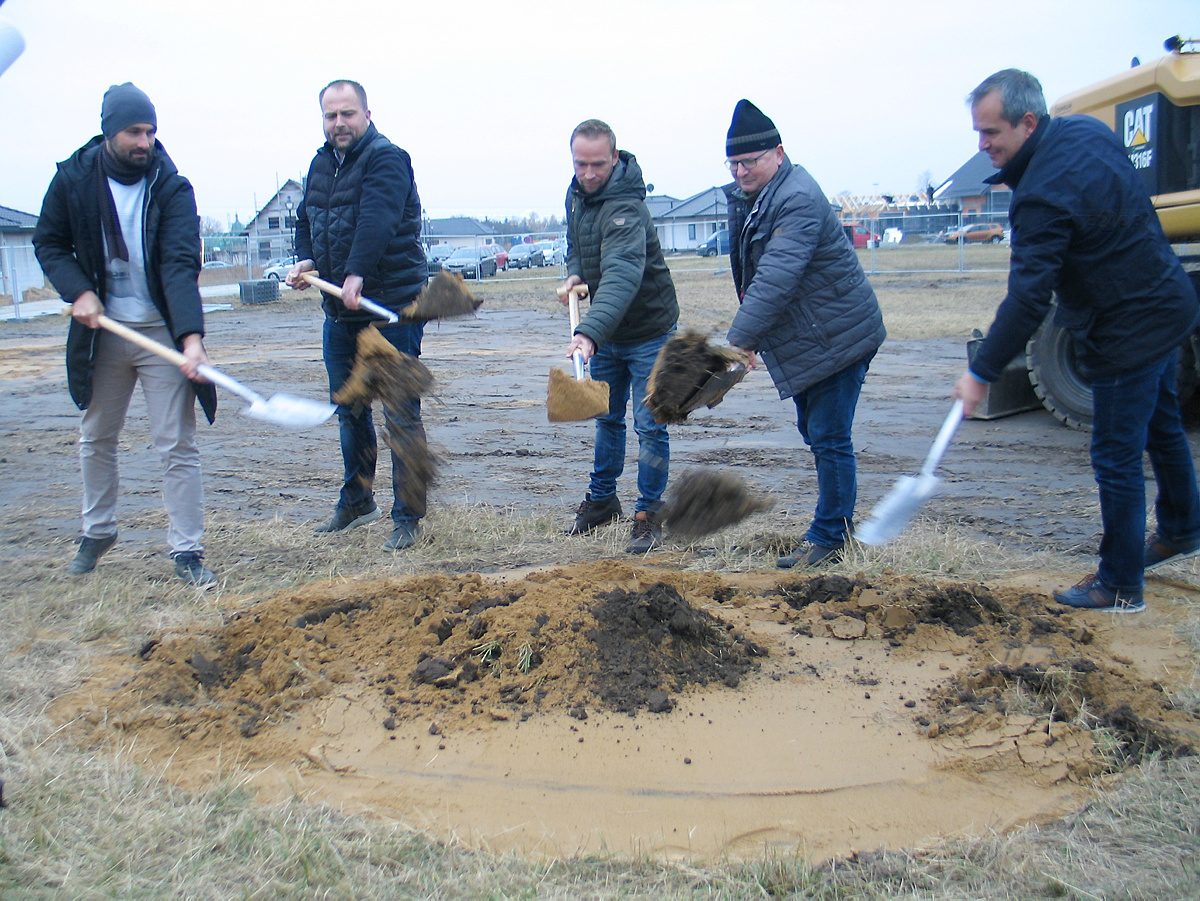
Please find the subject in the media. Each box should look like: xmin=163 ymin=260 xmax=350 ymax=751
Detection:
xmin=101 ymin=82 xmax=157 ymax=139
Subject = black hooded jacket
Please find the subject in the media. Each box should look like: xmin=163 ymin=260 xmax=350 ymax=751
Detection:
xmin=33 ymin=136 xmax=216 ymax=421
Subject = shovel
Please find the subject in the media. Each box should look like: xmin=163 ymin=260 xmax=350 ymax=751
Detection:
xmin=302 ymin=271 xmax=481 ymax=323
xmin=856 ymin=399 xmax=964 ymax=546
xmin=547 ymin=285 xmax=610 ymax=422
xmin=95 ymin=315 xmax=336 ymax=430
xmin=300 ymin=273 xmax=400 ymax=323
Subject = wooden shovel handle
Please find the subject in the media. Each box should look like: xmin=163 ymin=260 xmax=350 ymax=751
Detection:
xmin=300 ymin=272 xmax=398 ymax=323
xmin=97 ymin=314 xmax=187 ymax=366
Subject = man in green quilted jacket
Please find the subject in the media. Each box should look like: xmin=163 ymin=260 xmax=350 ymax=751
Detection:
xmin=558 ymin=119 xmax=679 ymax=554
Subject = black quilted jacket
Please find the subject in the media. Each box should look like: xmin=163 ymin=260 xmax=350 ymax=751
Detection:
xmin=295 ymin=123 xmax=426 ymax=320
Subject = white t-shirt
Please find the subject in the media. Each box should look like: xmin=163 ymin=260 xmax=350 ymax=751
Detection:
xmin=103 ymin=177 xmax=162 ymax=324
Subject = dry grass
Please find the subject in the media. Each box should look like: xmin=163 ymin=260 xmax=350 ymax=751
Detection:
xmin=4 ymin=265 xmax=1200 ymax=898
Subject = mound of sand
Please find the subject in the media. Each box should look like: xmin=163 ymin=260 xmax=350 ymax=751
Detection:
xmin=60 ymin=561 xmax=1200 ymax=860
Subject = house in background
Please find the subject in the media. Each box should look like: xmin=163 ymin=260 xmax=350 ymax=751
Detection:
xmin=0 ymin=204 xmax=42 ymax=301
xmin=933 ymin=151 xmax=1013 ymax=220
xmin=424 ymin=216 xmax=496 ymax=248
xmin=649 ymin=187 xmax=726 ymax=252
xmin=241 ymin=179 xmax=304 ymax=263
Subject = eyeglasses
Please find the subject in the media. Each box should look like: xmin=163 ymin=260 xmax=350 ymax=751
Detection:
xmin=725 ymin=149 xmax=773 ymax=172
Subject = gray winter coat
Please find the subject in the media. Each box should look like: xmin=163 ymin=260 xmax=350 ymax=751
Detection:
xmin=726 ymin=155 xmax=885 ymax=398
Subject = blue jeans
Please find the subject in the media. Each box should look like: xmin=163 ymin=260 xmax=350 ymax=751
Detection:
xmin=792 ymin=353 xmax=873 ymax=547
xmin=1091 ymin=349 xmax=1200 ymax=591
xmin=587 ymin=330 xmax=672 ymax=513
xmin=323 ymin=315 xmax=426 ymax=526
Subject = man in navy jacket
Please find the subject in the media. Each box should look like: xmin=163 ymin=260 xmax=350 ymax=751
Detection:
xmin=955 ymin=68 xmax=1200 ymax=613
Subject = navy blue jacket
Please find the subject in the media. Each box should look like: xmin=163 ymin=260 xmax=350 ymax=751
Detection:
xmin=33 ymin=136 xmax=217 ymax=422
xmin=726 ymin=155 xmax=885 ymax=398
xmin=295 ymin=123 xmax=426 ymax=321
xmin=971 ymin=115 xmax=1199 ymax=382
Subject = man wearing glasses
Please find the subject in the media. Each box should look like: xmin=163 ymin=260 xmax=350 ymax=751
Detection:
xmin=723 ymin=100 xmax=885 ymax=569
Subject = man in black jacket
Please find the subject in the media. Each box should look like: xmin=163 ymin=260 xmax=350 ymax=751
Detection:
xmin=287 ymin=80 xmax=428 ymax=551
xmin=33 ymin=82 xmax=218 ymax=586
xmin=559 ymin=119 xmax=679 ymax=554
xmin=954 ymin=68 xmax=1200 ymax=613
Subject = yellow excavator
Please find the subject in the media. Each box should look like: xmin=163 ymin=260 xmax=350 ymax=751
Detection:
xmin=1011 ymin=35 xmax=1200 ymax=427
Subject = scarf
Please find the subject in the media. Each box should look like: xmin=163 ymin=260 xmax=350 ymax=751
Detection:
xmin=96 ymin=145 xmax=151 ymax=263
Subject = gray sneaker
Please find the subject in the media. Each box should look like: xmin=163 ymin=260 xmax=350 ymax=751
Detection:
xmin=384 ymin=521 xmax=421 ymax=551
xmin=567 ymin=493 xmax=623 ymax=535
xmin=777 ymin=540 xmax=844 ymax=570
xmin=68 ymin=533 xmax=118 ymax=575
xmin=173 ymin=552 xmax=217 ymax=587
xmin=314 ymin=503 xmax=382 ymax=534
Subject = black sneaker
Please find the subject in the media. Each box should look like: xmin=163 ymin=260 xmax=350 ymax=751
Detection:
xmin=384 ymin=521 xmax=420 ymax=551
xmin=625 ymin=510 xmax=662 ymax=554
xmin=777 ymin=540 xmax=844 ymax=570
xmin=314 ymin=503 xmax=382 ymax=534
xmin=1144 ymin=533 xmax=1200 ymax=572
xmin=68 ymin=533 xmax=118 ymax=575
xmin=566 ymin=493 xmax=622 ymax=535
xmin=173 ymin=552 xmax=217 ymax=587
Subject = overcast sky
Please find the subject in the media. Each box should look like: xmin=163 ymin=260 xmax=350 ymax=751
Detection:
xmin=0 ymin=0 xmax=1194 ymax=227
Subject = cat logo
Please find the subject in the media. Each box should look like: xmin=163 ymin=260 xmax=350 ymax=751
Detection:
xmin=1123 ymin=102 xmax=1154 ymax=148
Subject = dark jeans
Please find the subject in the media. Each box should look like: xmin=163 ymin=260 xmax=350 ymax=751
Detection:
xmin=1091 ymin=349 xmax=1200 ymax=590
xmin=792 ymin=352 xmax=874 ymax=547
xmin=323 ymin=315 xmax=426 ymax=526
xmin=587 ymin=330 xmax=673 ymax=513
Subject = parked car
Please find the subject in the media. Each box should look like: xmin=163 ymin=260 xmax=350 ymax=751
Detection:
xmin=842 ymin=223 xmax=878 ymax=249
xmin=484 ymin=244 xmax=508 ymax=271
xmin=442 ymin=246 xmax=498 ymax=278
xmin=201 ymin=259 xmax=232 ymax=270
xmin=534 ymin=240 xmax=563 ymax=266
xmin=943 ymin=222 xmax=1005 ymax=244
xmin=427 ymin=243 xmax=455 ymax=264
xmin=263 ymin=255 xmax=297 ymax=280
xmin=696 ymin=228 xmax=730 ymax=256
xmin=506 ymin=244 xmax=544 ymax=269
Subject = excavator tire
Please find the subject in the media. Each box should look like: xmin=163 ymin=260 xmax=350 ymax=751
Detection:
xmin=1026 ymin=302 xmax=1200 ymax=431
xmin=1026 ymin=306 xmax=1092 ymax=430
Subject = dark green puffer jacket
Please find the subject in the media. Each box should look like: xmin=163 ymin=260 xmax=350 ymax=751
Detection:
xmin=565 ymin=151 xmax=677 ymax=347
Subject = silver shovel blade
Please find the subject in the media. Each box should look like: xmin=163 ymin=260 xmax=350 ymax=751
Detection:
xmin=243 ymin=394 xmax=336 ymax=430
xmin=856 ymin=473 xmax=941 ymax=546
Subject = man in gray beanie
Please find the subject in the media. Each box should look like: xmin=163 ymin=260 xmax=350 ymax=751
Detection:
xmin=34 ymin=82 xmax=219 ymax=586
xmin=723 ymin=99 xmax=886 ymax=568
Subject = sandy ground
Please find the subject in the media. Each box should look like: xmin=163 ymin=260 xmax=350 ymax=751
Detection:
xmin=5 ymin=286 xmax=1200 ymax=862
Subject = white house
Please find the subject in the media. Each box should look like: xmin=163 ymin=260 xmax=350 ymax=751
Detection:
xmin=0 ymin=204 xmax=42 ymax=302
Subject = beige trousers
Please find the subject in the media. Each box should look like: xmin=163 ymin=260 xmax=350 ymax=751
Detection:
xmin=79 ymin=325 xmax=204 ymax=554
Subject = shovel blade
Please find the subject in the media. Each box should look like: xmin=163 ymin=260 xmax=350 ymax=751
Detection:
xmin=243 ymin=394 xmax=337 ymax=430
xmin=856 ymin=473 xmax=941 ymax=546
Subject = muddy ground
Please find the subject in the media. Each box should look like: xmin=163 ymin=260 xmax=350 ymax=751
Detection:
xmin=0 ymin=283 xmax=1114 ymax=554
xmin=5 ymin=282 xmax=1200 ymax=860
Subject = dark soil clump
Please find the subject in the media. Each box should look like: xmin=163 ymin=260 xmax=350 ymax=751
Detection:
xmin=588 ymin=581 xmax=766 ymax=713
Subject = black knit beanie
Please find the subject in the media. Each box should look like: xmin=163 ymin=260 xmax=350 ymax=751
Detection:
xmin=726 ymin=99 xmax=780 ymax=156
xmin=101 ymin=82 xmax=156 ymax=139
